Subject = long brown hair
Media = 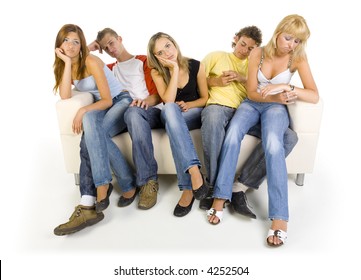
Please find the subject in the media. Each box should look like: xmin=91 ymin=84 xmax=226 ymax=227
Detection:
xmin=53 ymin=24 xmax=89 ymax=93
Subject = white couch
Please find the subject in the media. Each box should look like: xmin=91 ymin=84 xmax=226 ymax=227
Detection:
xmin=56 ymin=91 xmax=323 ymax=187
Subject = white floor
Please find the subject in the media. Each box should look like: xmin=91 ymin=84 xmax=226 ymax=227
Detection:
xmin=5 ymin=133 xmax=360 ymax=279
xmin=22 ymin=172 xmax=330 ymax=253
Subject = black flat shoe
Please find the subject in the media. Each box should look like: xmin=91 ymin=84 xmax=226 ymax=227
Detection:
xmin=231 ymin=191 xmax=256 ymax=219
xmin=199 ymin=197 xmax=213 ymax=210
xmin=199 ymin=187 xmax=214 ymax=210
xmin=173 ymin=197 xmax=195 ymax=217
xmin=96 ymin=183 xmax=113 ymax=213
xmin=192 ymin=181 xmax=209 ymax=200
xmin=118 ymin=188 xmax=139 ymax=207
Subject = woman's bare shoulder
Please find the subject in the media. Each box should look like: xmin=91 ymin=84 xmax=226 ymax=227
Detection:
xmin=250 ymin=47 xmax=262 ymax=58
xmin=86 ymin=54 xmax=103 ymax=66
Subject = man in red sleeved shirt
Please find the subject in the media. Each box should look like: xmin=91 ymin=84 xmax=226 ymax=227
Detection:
xmin=92 ymin=28 xmax=163 ymax=211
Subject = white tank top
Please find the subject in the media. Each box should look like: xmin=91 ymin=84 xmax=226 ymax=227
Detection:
xmin=257 ymin=48 xmax=294 ymax=94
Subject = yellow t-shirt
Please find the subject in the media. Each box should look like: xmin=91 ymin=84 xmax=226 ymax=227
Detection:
xmin=202 ymin=51 xmax=248 ymax=109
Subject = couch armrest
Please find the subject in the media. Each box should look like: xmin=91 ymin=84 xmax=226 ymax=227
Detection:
xmin=287 ymin=98 xmax=324 ymax=133
xmin=55 ymin=91 xmax=94 ymax=135
xmin=55 ymin=91 xmax=93 ymax=174
xmin=286 ymin=98 xmax=324 ymax=175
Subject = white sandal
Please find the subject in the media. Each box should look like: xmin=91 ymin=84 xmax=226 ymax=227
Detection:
xmin=267 ymin=229 xmax=287 ymax=246
xmin=206 ymin=208 xmax=223 ymax=225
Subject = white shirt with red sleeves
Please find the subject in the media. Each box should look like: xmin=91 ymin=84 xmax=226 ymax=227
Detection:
xmin=111 ymin=56 xmax=150 ymax=100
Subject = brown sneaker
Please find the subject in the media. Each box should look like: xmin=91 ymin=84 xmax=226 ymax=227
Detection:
xmin=138 ymin=180 xmax=159 ymax=210
xmin=54 ymin=205 xmax=104 ymax=236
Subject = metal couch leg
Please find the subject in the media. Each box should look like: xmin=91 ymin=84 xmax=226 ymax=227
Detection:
xmin=74 ymin=173 xmax=80 ymax=186
xmin=295 ymin=173 xmax=305 ymax=186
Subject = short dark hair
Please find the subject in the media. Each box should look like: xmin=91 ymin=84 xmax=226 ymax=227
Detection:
xmin=232 ymin=26 xmax=262 ymax=48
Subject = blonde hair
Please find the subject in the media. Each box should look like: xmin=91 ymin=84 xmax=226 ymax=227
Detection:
xmin=264 ymin=14 xmax=310 ymax=62
xmin=147 ymin=32 xmax=189 ymax=85
xmin=53 ymin=24 xmax=89 ymax=93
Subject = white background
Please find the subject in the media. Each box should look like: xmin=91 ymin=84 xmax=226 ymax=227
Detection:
xmin=1 ymin=0 xmax=360 ymax=279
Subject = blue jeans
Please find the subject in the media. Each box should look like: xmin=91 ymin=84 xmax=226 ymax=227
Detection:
xmin=237 ymin=124 xmax=298 ymax=189
xmin=201 ymin=104 xmax=298 ymax=189
xmin=201 ymin=105 xmax=236 ymax=187
xmin=79 ymin=135 xmax=96 ymax=197
xmin=161 ymin=103 xmax=203 ymax=190
xmin=80 ymin=92 xmax=135 ymax=195
xmin=214 ymin=99 xmax=290 ymax=221
xmin=124 ymin=106 xmax=163 ymax=187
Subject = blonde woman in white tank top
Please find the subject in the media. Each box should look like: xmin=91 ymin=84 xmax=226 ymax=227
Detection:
xmin=209 ymin=15 xmax=319 ymax=247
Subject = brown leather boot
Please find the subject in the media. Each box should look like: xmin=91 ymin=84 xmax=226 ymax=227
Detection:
xmin=54 ymin=205 xmax=104 ymax=236
xmin=138 ymin=180 xmax=159 ymax=210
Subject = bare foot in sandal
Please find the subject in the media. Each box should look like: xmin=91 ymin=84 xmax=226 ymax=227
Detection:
xmin=207 ymin=198 xmax=226 ymax=224
xmin=267 ymin=219 xmax=288 ymax=246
